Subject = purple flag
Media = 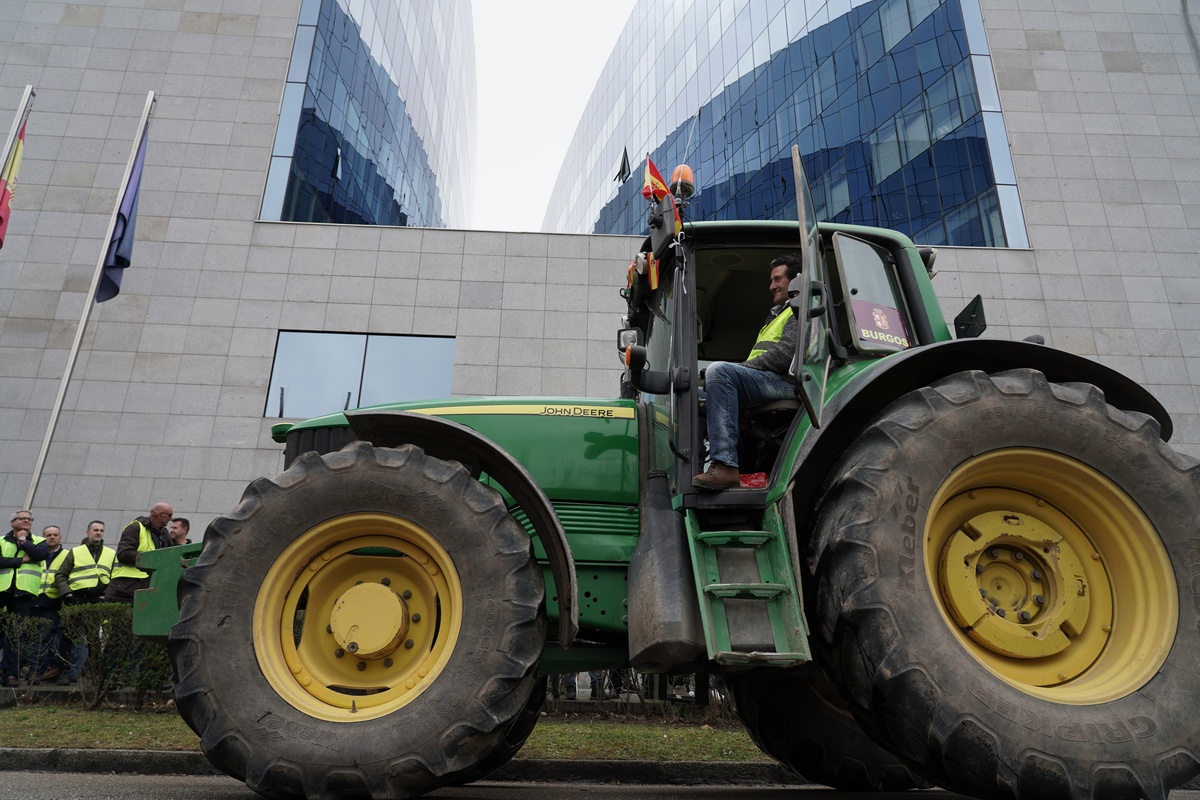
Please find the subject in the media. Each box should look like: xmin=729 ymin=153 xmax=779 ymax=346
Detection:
xmin=96 ymin=125 xmax=147 ymax=303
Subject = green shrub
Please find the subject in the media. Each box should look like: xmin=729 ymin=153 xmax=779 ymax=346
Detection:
xmin=0 ymin=610 xmax=54 ymax=693
xmin=60 ymin=603 xmax=172 ymax=709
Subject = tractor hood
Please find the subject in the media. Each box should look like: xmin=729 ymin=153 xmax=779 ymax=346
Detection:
xmin=273 ymin=397 xmax=640 ymax=505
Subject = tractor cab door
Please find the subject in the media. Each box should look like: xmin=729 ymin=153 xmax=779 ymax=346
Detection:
xmin=790 ymin=148 xmax=831 ymax=428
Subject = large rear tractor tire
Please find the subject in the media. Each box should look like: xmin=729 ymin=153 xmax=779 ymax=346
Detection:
xmin=170 ymin=442 xmax=545 ymax=799
xmin=728 ymin=664 xmax=928 ymax=790
xmin=810 ymin=369 xmax=1200 ymax=800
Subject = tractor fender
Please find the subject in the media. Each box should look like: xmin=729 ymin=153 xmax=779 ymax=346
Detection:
xmin=787 ymin=338 xmax=1172 ymax=525
xmin=345 ymin=409 xmax=578 ymax=647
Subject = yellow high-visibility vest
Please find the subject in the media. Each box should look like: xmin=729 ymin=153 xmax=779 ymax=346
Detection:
xmin=41 ymin=548 xmax=69 ymax=599
xmin=746 ymin=309 xmax=790 ymax=360
xmin=66 ymin=544 xmax=117 ymax=591
xmin=110 ymin=521 xmax=155 ymax=580
xmin=0 ymin=534 xmax=46 ymax=595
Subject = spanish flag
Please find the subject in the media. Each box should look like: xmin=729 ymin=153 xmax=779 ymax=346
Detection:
xmin=0 ymin=119 xmax=24 ymax=250
xmin=642 ymin=155 xmax=669 ymax=203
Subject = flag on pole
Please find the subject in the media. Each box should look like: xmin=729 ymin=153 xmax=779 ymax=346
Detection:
xmin=96 ymin=123 xmax=148 ymax=302
xmin=0 ymin=86 xmax=34 ymax=251
xmin=0 ymin=120 xmax=25 ymax=249
xmin=614 ymin=147 xmax=631 ymax=184
xmin=642 ymin=155 xmax=669 ymax=202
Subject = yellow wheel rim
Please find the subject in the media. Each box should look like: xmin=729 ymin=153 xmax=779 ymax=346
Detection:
xmin=253 ymin=513 xmax=463 ymax=722
xmin=924 ymin=449 xmax=1176 ymax=704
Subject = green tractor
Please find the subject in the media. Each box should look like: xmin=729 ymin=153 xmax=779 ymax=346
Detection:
xmin=135 ymin=151 xmax=1200 ymax=799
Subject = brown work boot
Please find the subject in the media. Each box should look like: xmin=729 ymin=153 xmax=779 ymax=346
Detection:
xmin=692 ymin=462 xmax=740 ymax=491
xmin=35 ymin=666 xmax=60 ymax=684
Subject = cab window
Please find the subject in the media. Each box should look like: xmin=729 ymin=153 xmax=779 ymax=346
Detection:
xmin=831 ymin=232 xmax=914 ymax=354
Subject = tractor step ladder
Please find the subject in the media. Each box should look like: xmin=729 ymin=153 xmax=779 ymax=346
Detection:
xmin=685 ymin=507 xmax=811 ymax=667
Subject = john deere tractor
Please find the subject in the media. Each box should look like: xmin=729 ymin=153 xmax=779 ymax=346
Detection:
xmin=136 ymin=150 xmax=1200 ymax=799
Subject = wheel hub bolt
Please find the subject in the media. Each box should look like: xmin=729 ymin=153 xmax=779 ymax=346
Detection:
xmin=411 ymin=613 xmax=421 ymax=623
xmin=334 ymin=648 xmax=345 ymax=658
xmin=347 ymin=642 xmax=359 ymax=654
xmin=995 ymin=608 xmax=1006 ymax=618
xmin=326 ymin=625 xmax=332 ymax=634
xmin=1012 ymin=552 xmax=1024 ymax=561
xmin=381 ymin=577 xmax=391 ymax=586
xmin=405 ymin=639 xmax=414 ymax=649
xmin=979 ymin=588 xmax=987 ymax=597
xmin=1033 ymin=594 xmax=1045 ymax=606
xmin=1018 ymin=610 xmax=1032 ymax=622
xmin=384 ymin=658 xmax=394 ymax=668
xmin=402 ymin=590 xmax=412 ymax=599
xmin=1031 ymin=570 xmax=1043 ymax=580
xmin=975 ymin=564 xmax=984 ymax=574
xmin=356 ymin=662 xmax=366 ymax=672
xmin=988 ymin=548 xmax=1000 ymax=559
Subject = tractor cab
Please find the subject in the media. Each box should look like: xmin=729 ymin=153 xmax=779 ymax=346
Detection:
xmin=619 ymin=151 xmax=941 ymax=504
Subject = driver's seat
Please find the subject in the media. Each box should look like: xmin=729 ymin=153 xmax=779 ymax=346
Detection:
xmin=741 ymin=398 xmax=801 ymax=472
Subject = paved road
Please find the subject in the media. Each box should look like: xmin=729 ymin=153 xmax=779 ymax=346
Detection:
xmin=0 ymin=771 xmax=976 ymax=800
xmin=6 ymin=769 xmax=1200 ymax=800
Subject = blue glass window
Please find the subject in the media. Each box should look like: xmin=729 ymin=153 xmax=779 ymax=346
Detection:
xmin=263 ymin=0 xmax=475 ymax=228
xmin=555 ymin=0 xmax=1023 ymax=249
xmin=267 ymin=331 xmax=456 ymax=419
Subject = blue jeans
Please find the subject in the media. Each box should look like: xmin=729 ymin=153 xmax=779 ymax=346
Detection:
xmin=704 ymin=361 xmax=796 ymax=468
xmin=67 ymin=638 xmax=88 ymax=680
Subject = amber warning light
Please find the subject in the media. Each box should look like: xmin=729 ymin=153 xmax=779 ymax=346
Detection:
xmin=670 ymin=164 xmax=694 ymax=202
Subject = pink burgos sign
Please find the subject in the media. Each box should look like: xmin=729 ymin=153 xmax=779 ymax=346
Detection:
xmin=851 ymin=298 xmax=910 ymax=351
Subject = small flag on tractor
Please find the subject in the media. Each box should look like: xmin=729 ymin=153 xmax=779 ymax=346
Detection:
xmin=642 ymin=155 xmax=669 ymax=203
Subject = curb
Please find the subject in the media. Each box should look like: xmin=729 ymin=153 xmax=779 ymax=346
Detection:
xmin=492 ymin=759 xmax=802 ymax=785
xmin=0 ymin=748 xmax=803 ymax=785
xmin=0 ymin=748 xmax=218 ymax=776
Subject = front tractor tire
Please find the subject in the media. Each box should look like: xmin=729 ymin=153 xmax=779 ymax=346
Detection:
xmin=810 ymin=369 xmax=1200 ymax=800
xmin=170 ymin=442 xmax=546 ymax=799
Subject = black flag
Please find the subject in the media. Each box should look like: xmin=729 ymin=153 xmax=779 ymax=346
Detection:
xmin=614 ymin=147 xmax=630 ymax=183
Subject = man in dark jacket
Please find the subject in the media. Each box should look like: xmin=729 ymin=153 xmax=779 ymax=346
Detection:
xmin=693 ymin=254 xmax=802 ymax=491
xmin=104 ymin=503 xmax=173 ymax=603
xmin=1 ymin=510 xmax=50 ymax=686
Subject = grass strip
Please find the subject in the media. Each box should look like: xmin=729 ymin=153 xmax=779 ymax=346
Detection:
xmin=0 ymin=705 xmax=769 ymax=762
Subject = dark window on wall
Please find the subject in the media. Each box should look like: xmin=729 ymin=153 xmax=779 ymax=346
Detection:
xmin=266 ymin=331 xmax=455 ymax=419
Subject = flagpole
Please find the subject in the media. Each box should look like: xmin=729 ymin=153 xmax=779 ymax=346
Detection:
xmin=0 ymin=85 xmax=34 ymax=178
xmin=24 ymin=90 xmax=156 ymax=510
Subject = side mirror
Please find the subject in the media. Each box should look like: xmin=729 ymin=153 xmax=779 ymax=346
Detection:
xmin=620 ymin=339 xmax=689 ymax=396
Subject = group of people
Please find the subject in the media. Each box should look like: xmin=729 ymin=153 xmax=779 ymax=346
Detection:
xmin=0 ymin=501 xmax=190 ymax=687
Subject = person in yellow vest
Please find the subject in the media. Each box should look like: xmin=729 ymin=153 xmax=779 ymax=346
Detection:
xmin=30 ymin=525 xmax=67 ymax=684
xmin=52 ymin=520 xmax=116 ymax=684
xmin=104 ymin=502 xmax=173 ymax=604
xmin=1 ymin=510 xmax=50 ymax=687
xmin=693 ymin=253 xmax=803 ymax=491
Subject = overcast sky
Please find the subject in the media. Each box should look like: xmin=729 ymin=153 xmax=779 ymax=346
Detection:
xmin=470 ymin=0 xmax=638 ymax=233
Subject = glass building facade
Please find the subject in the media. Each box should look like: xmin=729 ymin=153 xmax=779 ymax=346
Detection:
xmin=262 ymin=0 xmax=476 ymax=228
xmin=544 ymin=0 xmax=1026 ymax=249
